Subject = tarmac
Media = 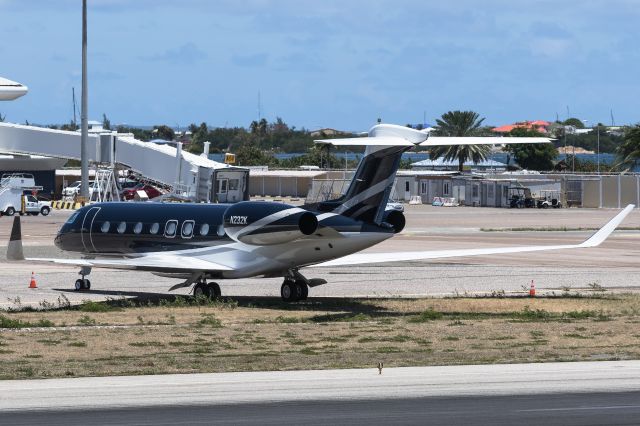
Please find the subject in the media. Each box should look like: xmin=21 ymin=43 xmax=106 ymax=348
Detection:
xmin=2 ymin=361 xmax=640 ymax=425
xmin=1 ymin=205 xmax=639 ymax=308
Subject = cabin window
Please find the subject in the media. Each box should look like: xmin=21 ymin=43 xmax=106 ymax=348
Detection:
xmin=133 ymin=222 xmax=143 ymax=234
xmin=101 ymin=221 xmax=110 ymax=233
xmin=181 ymin=220 xmax=194 ymax=238
xmin=443 ymin=182 xmax=450 ymax=196
xmin=150 ymin=223 xmax=160 ymax=234
xmin=216 ymin=224 xmax=226 ymax=237
xmin=405 ymin=181 xmax=410 ymax=192
xmin=229 ymin=179 xmax=239 ymax=191
xmin=164 ymin=220 xmax=178 ymax=238
xmin=199 ymin=223 xmax=209 ymax=236
xmin=117 ymin=222 xmax=126 ymax=234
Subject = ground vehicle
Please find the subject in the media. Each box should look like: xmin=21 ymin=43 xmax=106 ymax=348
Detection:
xmin=537 ymin=190 xmax=562 ymax=209
xmin=121 ymin=183 xmax=163 ymax=200
xmin=508 ymin=187 xmax=535 ymax=208
xmin=62 ymin=180 xmax=95 ymax=198
xmin=0 ymin=173 xmax=51 ymax=216
xmin=1 ymin=191 xmax=51 ymax=216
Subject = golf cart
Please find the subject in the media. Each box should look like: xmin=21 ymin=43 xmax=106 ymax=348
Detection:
xmin=508 ymin=187 xmax=535 ymax=208
xmin=536 ymin=190 xmax=562 ymax=209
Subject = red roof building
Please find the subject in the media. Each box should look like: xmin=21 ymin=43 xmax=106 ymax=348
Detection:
xmin=492 ymin=120 xmax=551 ymax=134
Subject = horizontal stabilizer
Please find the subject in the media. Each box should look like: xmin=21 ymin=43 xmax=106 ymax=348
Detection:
xmin=312 ymin=205 xmax=634 ymax=267
xmin=421 ymin=137 xmax=552 ymax=146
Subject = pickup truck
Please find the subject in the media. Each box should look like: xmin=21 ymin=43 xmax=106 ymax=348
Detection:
xmin=1 ymin=192 xmax=52 ymax=216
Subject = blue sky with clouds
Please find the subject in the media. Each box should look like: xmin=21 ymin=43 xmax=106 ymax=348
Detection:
xmin=1 ymin=0 xmax=639 ymax=130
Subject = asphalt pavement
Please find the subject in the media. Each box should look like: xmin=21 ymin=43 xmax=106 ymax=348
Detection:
xmin=2 ymin=361 xmax=640 ymax=425
xmin=3 ymin=392 xmax=640 ymax=426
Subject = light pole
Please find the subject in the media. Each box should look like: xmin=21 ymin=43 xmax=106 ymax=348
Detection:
xmin=80 ymin=0 xmax=89 ymax=199
xmin=597 ymin=125 xmax=600 ymax=174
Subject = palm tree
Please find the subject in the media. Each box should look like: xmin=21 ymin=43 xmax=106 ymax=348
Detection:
xmin=614 ymin=126 xmax=640 ymax=172
xmin=430 ymin=110 xmax=490 ymax=172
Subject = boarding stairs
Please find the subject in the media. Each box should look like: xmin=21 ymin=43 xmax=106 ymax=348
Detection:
xmin=91 ymin=167 xmax=120 ymax=202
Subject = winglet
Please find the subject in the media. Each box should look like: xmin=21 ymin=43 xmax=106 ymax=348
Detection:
xmin=7 ymin=216 xmax=25 ymax=261
xmin=579 ymin=204 xmax=635 ymax=248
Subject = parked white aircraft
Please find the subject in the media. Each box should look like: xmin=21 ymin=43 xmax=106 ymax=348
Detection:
xmin=0 ymin=77 xmax=28 ymax=101
xmin=7 ymin=124 xmax=634 ymax=301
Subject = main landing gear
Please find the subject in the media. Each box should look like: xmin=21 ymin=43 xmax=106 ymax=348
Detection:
xmin=280 ymin=278 xmax=308 ymax=303
xmin=193 ymin=280 xmax=221 ymax=299
xmin=74 ymin=266 xmax=92 ymax=291
xmin=280 ymin=270 xmax=326 ymax=303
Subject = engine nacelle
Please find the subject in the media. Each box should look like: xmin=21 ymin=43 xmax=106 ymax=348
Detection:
xmin=382 ymin=209 xmax=405 ymax=233
xmin=223 ymin=201 xmax=318 ymax=245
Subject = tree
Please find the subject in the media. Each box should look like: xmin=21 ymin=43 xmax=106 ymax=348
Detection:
xmin=505 ymin=127 xmax=558 ymax=170
xmin=154 ymin=125 xmax=175 ymax=141
xmin=563 ymin=118 xmax=585 ymax=129
xmin=235 ymin=144 xmax=276 ymax=167
xmin=102 ymin=113 xmax=111 ymax=130
xmin=430 ymin=110 xmax=491 ymax=172
xmin=614 ymin=125 xmax=640 ymax=172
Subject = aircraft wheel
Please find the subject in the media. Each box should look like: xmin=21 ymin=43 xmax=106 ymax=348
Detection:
xmin=281 ymin=280 xmax=297 ymax=302
xmin=295 ymin=280 xmax=308 ymax=300
xmin=193 ymin=282 xmax=208 ymax=298
xmin=74 ymin=279 xmax=84 ymax=291
xmin=83 ymin=279 xmax=91 ymax=290
xmin=208 ymin=282 xmax=221 ymax=298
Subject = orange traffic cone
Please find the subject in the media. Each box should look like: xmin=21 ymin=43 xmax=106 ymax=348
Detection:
xmin=29 ymin=271 xmax=37 ymax=289
xmin=529 ymin=280 xmax=535 ymax=297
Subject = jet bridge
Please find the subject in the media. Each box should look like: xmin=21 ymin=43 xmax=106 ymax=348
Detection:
xmin=0 ymin=122 xmax=249 ymax=202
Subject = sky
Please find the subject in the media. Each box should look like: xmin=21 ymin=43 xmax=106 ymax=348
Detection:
xmin=1 ymin=0 xmax=639 ymax=130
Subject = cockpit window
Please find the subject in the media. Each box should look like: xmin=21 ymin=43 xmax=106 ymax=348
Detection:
xmin=66 ymin=211 xmax=80 ymax=224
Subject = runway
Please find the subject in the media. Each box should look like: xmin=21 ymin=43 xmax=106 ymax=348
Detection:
xmin=4 ymin=392 xmax=640 ymax=425
xmin=2 ymin=361 xmax=640 ymax=424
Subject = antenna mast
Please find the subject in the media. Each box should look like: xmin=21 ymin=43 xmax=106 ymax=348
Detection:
xmin=72 ymin=87 xmax=77 ymax=128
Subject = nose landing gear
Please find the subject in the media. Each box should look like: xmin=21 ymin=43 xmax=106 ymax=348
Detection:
xmin=74 ymin=266 xmax=92 ymax=291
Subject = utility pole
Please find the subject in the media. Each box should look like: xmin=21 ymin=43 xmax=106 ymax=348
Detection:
xmin=80 ymin=0 xmax=89 ymax=199
xmin=72 ymin=87 xmax=77 ymax=128
xmin=597 ymin=125 xmax=600 ymax=174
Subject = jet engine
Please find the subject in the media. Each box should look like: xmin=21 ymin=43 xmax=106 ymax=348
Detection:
xmin=223 ymin=201 xmax=318 ymax=245
xmin=382 ymin=209 xmax=405 ymax=233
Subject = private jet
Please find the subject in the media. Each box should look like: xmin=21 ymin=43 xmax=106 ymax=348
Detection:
xmin=7 ymin=124 xmax=634 ymax=301
xmin=0 ymin=77 xmax=28 ymax=101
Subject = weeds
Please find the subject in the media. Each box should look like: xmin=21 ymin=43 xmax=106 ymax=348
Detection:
xmin=198 ymin=314 xmax=222 ymax=328
xmin=408 ymin=308 xmax=442 ymax=323
xmin=77 ymin=315 xmax=96 ymax=326
xmin=0 ymin=315 xmax=55 ymax=328
xmin=80 ymin=300 xmax=121 ymax=313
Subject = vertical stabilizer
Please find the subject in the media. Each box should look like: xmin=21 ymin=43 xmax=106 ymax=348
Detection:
xmin=310 ymin=124 xmax=427 ymax=224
